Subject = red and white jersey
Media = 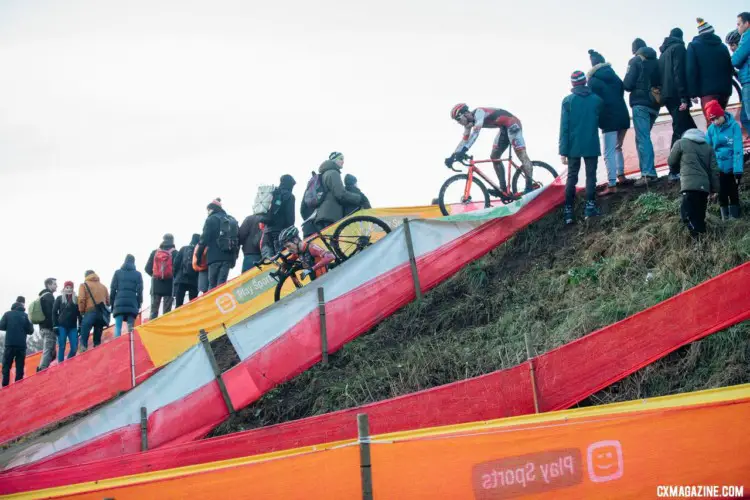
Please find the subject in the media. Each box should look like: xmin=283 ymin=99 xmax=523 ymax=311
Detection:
xmin=455 ymin=108 xmax=521 ymax=152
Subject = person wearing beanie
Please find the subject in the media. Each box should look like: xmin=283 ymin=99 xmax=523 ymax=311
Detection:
xmin=315 ymin=153 xmax=363 ymax=230
xmin=36 ymin=277 xmax=58 ymax=372
xmin=260 ymin=174 xmax=297 ymax=260
xmin=687 ymin=17 xmax=734 ymax=118
xmin=732 ymin=12 xmax=750 ymax=135
xmin=1 ymin=297 xmax=34 ymax=386
xmin=15 ymin=296 xmax=25 ymax=305
xmin=623 ymin=38 xmax=662 ymax=186
xmin=174 ymin=234 xmax=202 ymax=305
xmin=145 ymin=234 xmax=177 ymax=320
xmin=559 ymin=70 xmax=604 ymax=224
xmin=587 ymin=49 xmax=632 ymax=194
xmin=52 ymin=280 xmax=82 ymax=362
xmin=705 ymin=101 xmax=744 ymax=220
xmin=342 ymin=173 xmax=372 ymax=216
xmin=659 ymin=27 xmax=698 ymax=158
xmin=77 ymin=269 xmax=109 ymax=351
xmin=111 ymin=254 xmax=143 ymax=337
xmin=197 ymin=197 xmax=239 ymax=290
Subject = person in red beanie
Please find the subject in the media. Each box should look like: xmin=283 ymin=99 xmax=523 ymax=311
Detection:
xmin=705 ymin=100 xmax=744 ymax=219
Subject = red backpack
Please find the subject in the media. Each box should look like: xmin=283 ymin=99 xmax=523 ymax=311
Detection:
xmin=153 ymin=248 xmax=175 ymax=280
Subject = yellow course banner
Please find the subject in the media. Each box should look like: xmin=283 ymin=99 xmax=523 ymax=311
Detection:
xmin=136 ymin=205 xmax=442 ymax=367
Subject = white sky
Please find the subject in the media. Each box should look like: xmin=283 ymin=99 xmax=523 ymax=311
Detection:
xmin=0 ymin=0 xmax=746 ymax=308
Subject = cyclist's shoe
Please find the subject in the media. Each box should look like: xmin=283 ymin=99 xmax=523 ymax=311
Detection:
xmin=523 ymin=183 xmax=535 ymax=195
xmin=563 ymin=205 xmax=575 ymax=225
xmin=487 ymin=188 xmax=503 ymax=198
xmin=584 ymin=201 xmax=601 ymax=219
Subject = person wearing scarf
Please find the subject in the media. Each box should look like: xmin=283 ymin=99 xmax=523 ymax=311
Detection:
xmin=52 ymin=281 xmax=81 ymax=362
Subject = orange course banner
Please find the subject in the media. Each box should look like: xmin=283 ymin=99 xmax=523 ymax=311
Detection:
xmin=48 ymin=384 xmax=750 ymax=499
xmin=135 ymin=205 xmax=442 ymax=367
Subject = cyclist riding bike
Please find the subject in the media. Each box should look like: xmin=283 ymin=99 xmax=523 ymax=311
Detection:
xmin=445 ymin=103 xmax=535 ymax=195
xmin=277 ymin=226 xmax=336 ymax=279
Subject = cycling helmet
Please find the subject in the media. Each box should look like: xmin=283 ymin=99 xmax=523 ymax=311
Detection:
xmin=450 ymin=103 xmax=469 ymax=121
xmin=278 ymin=226 xmax=300 ymax=246
xmin=726 ymin=30 xmax=741 ymax=45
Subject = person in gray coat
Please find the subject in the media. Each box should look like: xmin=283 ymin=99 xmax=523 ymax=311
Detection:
xmin=314 ymin=152 xmax=362 ymax=230
xmin=559 ymin=71 xmax=604 ymax=225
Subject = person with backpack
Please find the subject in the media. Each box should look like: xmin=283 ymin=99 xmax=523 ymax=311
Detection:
xmin=658 ymin=29 xmax=698 ymax=155
xmin=300 ymin=172 xmax=320 ymax=239
xmin=314 ymin=152 xmax=362 ymax=230
xmin=110 ymin=254 xmax=143 ymax=336
xmin=1 ymin=297 xmax=34 ymax=386
xmin=260 ymin=175 xmax=296 ymax=259
xmin=174 ymin=234 xmax=201 ymax=306
xmin=197 ymin=198 xmax=239 ymax=290
xmin=238 ymin=215 xmax=264 ymax=272
xmin=33 ymin=278 xmax=58 ymax=371
xmin=193 ymin=244 xmax=209 ymax=295
xmin=52 ymin=281 xmax=81 ymax=362
xmin=78 ymin=270 xmax=110 ymax=351
xmin=342 ymin=174 xmax=371 ymax=216
xmin=687 ymin=18 xmax=734 ymax=119
xmin=145 ymin=234 xmax=177 ymax=320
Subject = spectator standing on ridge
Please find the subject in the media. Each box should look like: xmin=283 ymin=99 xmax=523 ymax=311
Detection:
xmin=260 ymin=175 xmax=296 ymax=259
xmin=52 ymin=281 xmax=81 ymax=362
xmin=587 ymin=49 xmax=632 ymax=195
xmin=623 ymin=38 xmax=662 ymax=187
xmin=35 ymin=278 xmax=58 ymax=371
xmin=238 ymin=215 xmax=264 ymax=273
xmin=174 ymin=234 xmax=201 ymax=306
xmin=687 ymin=18 xmax=734 ymax=118
xmin=705 ymin=101 xmax=744 ymax=220
xmin=315 ymin=152 xmax=362 ymax=230
xmin=78 ymin=270 xmax=109 ymax=350
xmin=731 ymin=13 xmax=750 ymax=134
xmin=559 ymin=71 xmax=603 ymax=225
xmin=658 ymin=28 xmax=698 ymax=155
xmin=0 ymin=297 xmax=34 ymax=386
xmin=194 ymin=244 xmax=209 ymax=295
xmin=197 ymin=198 xmax=240 ymax=290
xmin=110 ymin=254 xmax=143 ymax=337
xmin=668 ymin=128 xmax=719 ymax=238
xmin=145 ymin=234 xmax=177 ymax=319
xmin=343 ymin=174 xmax=371 ymax=215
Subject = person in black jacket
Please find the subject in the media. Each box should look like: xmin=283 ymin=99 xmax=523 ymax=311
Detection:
xmin=238 ymin=216 xmax=264 ymax=273
xmin=36 ymin=278 xmax=58 ymax=371
xmin=145 ymin=234 xmax=176 ymax=320
xmin=261 ymin=175 xmax=296 ymax=259
xmin=623 ymin=38 xmax=662 ymax=186
xmin=1 ymin=299 xmax=34 ymax=386
xmin=687 ymin=18 xmax=734 ymax=117
xmin=587 ymin=49 xmax=632 ymax=194
xmin=174 ymin=234 xmax=201 ymax=307
xmin=659 ymin=28 xmax=697 ymax=154
xmin=343 ymin=174 xmax=372 ymax=215
xmin=111 ymin=254 xmax=143 ymax=336
xmin=197 ymin=198 xmax=239 ymax=290
xmin=52 ymin=281 xmax=81 ymax=362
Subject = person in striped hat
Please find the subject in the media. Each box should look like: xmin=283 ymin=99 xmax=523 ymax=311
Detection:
xmin=687 ymin=17 xmax=734 ymax=118
xmin=559 ymin=70 xmax=603 ymax=224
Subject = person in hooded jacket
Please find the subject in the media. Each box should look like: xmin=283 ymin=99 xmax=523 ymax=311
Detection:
xmin=78 ymin=270 xmax=109 ymax=350
xmin=36 ymin=277 xmax=58 ymax=371
xmin=659 ymin=28 xmax=698 ymax=154
xmin=1 ymin=298 xmax=34 ymax=386
xmin=238 ymin=215 xmax=264 ymax=273
xmin=110 ymin=254 xmax=143 ymax=337
xmin=261 ymin=175 xmax=296 ymax=259
xmin=732 ymin=13 xmax=750 ymax=134
xmin=174 ymin=234 xmax=201 ymax=306
xmin=342 ymin=174 xmax=372 ymax=216
xmin=559 ymin=71 xmax=603 ymax=225
xmin=705 ymin=101 xmax=744 ymax=220
xmin=197 ymin=198 xmax=239 ymax=290
xmin=52 ymin=281 xmax=81 ymax=362
xmin=145 ymin=234 xmax=176 ymax=320
xmin=587 ymin=49 xmax=631 ymax=195
xmin=686 ymin=18 xmax=734 ymax=118
xmin=668 ymin=128 xmax=720 ymax=238
xmin=623 ymin=38 xmax=662 ymax=186
xmin=314 ymin=152 xmax=362 ymax=230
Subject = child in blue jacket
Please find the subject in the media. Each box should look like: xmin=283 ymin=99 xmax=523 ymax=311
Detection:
xmin=705 ymin=100 xmax=743 ymax=219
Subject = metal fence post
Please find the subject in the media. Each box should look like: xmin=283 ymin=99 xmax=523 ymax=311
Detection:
xmin=140 ymin=406 xmax=148 ymax=451
xmin=318 ymin=288 xmax=329 ymax=365
xmin=129 ymin=331 xmax=136 ymax=388
xmin=357 ymin=413 xmax=374 ymax=500
xmin=524 ymin=331 xmax=541 ymax=413
xmin=402 ymin=218 xmax=423 ymax=301
xmin=199 ymin=329 xmax=236 ymax=415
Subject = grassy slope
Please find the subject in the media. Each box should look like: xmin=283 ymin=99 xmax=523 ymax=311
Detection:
xmin=209 ymin=183 xmax=749 ymax=436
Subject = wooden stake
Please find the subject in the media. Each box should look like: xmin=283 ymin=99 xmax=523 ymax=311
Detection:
xmin=357 ymin=413 xmax=374 ymax=500
xmin=140 ymin=406 xmax=148 ymax=451
xmin=317 ymin=288 xmax=329 ymax=365
xmin=199 ymin=329 xmax=236 ymax=415
xmin=402 ymin=218 xmax=423 ymax=301
xmin=524 ymin=331 xmax=541 ymax=413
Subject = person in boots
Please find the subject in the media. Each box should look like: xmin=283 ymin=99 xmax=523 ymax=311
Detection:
xmin=705 ymin=100 xmax=743 ymax=220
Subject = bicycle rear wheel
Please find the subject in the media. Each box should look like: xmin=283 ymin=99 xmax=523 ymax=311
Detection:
xmin=332 ymin=215 xmax=392 ymax=262
xmin=438 ymin=174 xmax=491 ymax=216
xmin=274 ymin=270 xmax=315 ymax=302
xmin=511 ymin=161 xmax=559 ymax=196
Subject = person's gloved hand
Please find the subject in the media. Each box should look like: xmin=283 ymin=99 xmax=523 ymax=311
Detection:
xmin=300 ymin=269 xmax=313 ymax=280
xmin=444 ymin=155 xmax=456 ymax=168
xmin=454 ymin=149 xmax=468 ymax=162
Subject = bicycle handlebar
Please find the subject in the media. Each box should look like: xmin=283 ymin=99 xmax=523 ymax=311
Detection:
xmin=447 ymin=155 xmax=474 ymax=172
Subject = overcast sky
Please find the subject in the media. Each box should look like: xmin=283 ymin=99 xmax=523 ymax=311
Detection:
xmin=0 ymin=0 xmax=745 ymax=310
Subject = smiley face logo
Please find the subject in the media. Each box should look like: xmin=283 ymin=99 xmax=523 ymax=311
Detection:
xmin=587 ymin=440 xmax=623 ymax=483
xmin=215 ymin=293 xmax=237 ymax=314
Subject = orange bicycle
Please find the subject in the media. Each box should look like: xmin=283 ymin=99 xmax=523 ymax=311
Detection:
xmin=438 ymin=149 xmax=558 ymax=216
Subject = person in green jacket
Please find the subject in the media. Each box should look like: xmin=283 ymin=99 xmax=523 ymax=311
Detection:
xmin=667 ymin=128 xmax=720 ymax=238
xmin=314 ymin=152 xmax=362 ymax=230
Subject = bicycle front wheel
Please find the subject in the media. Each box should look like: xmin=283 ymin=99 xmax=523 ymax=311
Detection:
xmin=438 ymin=174 xmax=490 ymax=216
xmin=274 ymin=270 xmax=315 ymax=302
xmin=511 ymin=161 xmax=559 ymax=195
xmin=332 ymin=215 xmax=392 ymax=262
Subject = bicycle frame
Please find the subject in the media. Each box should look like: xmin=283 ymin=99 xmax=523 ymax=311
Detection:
xmin=454 ymin=150 xmax=524 ymax=201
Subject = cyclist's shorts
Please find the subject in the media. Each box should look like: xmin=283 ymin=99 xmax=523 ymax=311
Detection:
xmin=493 ymin=123 xmax=527 ymax=152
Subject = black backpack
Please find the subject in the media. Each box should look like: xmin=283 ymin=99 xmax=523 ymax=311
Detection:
xmin=216 ymin=214 xmax=240 ymax=253
xmin=182 ymin=245 xmax=198 ymax=276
